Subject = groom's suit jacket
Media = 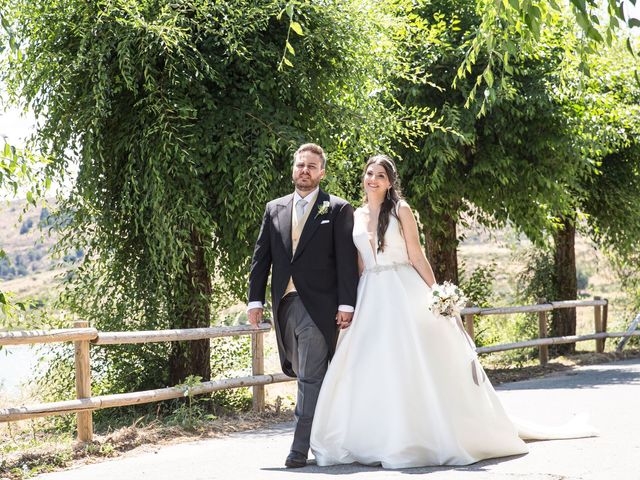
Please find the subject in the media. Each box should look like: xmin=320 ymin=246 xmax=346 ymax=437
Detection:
xmin=248 ymin=189 xmax=359 ymax=377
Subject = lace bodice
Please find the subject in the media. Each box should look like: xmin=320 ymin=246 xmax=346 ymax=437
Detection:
xmin=353 ymin=207 xmax=410 ymax=270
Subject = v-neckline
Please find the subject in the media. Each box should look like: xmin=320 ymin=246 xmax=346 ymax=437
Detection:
xmin=363 ymin=207 xmax=379 ymax=265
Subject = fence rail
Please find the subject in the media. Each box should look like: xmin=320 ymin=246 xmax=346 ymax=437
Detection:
xmin=0 ymin=373 xmax=291 ymax=423
xmin=459 ymin=296 xmax=610 ymax=362
xmin=1 ymin=296 xmax=638 ymax=444
xmin=0 ymin=328 xmax=98 ymax=345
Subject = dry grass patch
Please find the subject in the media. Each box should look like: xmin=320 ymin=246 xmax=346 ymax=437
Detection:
xmin=0 ymin=404 xmax=295 ymax=479
xmin=485 ymin=348 xmax=640 ymax=385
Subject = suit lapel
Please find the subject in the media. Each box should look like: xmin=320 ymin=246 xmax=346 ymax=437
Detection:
xmin=275 ymin=194 xmax=293 ymax=259
xmin=293 ymin=190 xmax=329 ymax=261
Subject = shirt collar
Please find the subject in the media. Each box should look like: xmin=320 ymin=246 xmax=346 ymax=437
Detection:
xmin=294 ymin=187 xmax=319 ymax=206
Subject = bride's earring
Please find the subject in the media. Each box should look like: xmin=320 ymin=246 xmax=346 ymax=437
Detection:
xmin=386 ymin=188 xmax=391 ymax=200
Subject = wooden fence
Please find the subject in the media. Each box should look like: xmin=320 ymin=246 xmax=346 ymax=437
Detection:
xmin=1 ymin=296 xmax=639 ymax=443
xmin=462 ymin=296 xmax=611 ymax=364
xmin=0 ymin=321 xmax=287 ymax=443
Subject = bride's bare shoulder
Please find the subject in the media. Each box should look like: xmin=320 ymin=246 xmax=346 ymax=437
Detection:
xmin=396 ymin=199 xmax=412 ymax=214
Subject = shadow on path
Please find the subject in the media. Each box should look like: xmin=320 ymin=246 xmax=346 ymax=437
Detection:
xmin=260 ymin=453 xmax=529 ymax=476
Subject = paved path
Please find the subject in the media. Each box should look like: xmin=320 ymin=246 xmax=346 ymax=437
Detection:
xmin=39 ymin=358 xmax=640 ymax=480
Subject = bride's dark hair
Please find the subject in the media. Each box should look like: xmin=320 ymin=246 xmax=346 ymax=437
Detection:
xmin=363 ymin=154 xmax=403 ymax=253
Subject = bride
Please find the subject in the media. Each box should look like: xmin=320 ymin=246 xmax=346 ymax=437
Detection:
xmin=310 ymin=154 xmax=596 ymax=469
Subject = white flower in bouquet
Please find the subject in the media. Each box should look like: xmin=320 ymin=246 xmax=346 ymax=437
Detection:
xmin=428 ymin=281 xmax=467 ymax=318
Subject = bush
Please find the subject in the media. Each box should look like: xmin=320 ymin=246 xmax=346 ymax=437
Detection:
xmin=576 ymin=268 xmax=589 ymax=292
xmin=475 ymin=313 xmax=539 ymax=365
xmin=515 ymin=247 xmax=557 ymax=304
xmin=459 ymin=261 xmax=496 ymax=308
xmin=39 ymin=207 xmax=52 ymax=227
xmin=610 ymin=252 xmax=640 ymax=349
xmin=0 ymin=250 xmax=51 ymax=279
xmin=473 ymin=247 xmax=558 ymax=361
xmin=209 ymin=335 xmax=253 ymax=414
xmin=26 ymin=246 xmax=46 ymax=262
xmin=62 ymin=249 xmax=84 ymax=264
xmin=0 ymin=259 xmax=16 ymax=279
xmin=459 ymin=262 xmax=500 ymax=348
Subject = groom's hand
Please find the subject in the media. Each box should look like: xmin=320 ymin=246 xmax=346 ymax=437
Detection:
xmin=336 ymin=311 xmax=353 ymax=329
xmin=248 ymin=308 xmax=263 ymax=328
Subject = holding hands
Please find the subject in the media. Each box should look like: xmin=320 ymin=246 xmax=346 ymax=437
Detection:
xmin=336 ymin=310 xmax=354 ymax=329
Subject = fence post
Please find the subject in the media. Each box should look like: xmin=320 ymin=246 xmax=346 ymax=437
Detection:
xmin=594 ymin=296 xmax=604 ymax=353
xmin=463 ymin=303 xmax=475 ymax=341
xmin=602 ymin=298 xmax=608 ymax=351
xmin=74 ymin=320 xmax=93 ymax=443
xmin=537 ymin=298 xmax=548 ymax=365
xmin=251 ymin=331 xmax=265 ymax=413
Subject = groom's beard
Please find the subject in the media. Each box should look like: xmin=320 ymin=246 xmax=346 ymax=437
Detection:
xmin=293 ymin=176 xmax=321 ymax=192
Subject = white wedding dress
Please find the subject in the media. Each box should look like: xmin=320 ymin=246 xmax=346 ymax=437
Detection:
xmin=310 ymin=207 xmax=595 ymax=469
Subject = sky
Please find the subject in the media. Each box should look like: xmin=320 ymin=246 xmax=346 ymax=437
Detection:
xmin=0 ymin=104 xmax=38 ymax=201
xmin=624 ymin=0 xmax=640 ymax=20
xmin=0 ymin=105 xmax=75 ymax=201
xmin=0 ymin=106 xmax=33 ymax=147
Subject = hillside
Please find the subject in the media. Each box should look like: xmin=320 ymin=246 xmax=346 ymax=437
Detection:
xmin=456 ymin=218 xmax=620 ymax=305
xmin=0 ymin=199 xmax=70 ymax=300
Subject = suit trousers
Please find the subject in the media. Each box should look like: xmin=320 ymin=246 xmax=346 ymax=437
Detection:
xmin=278 ymin=293 xmax=329 ymax=455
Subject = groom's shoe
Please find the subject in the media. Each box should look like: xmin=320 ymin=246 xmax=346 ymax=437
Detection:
xmin=285 ymin=450 xmax=307 ymax=468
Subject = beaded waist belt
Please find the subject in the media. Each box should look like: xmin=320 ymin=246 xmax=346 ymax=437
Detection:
xmin=363 ymin=262 xmax=412 ymax=274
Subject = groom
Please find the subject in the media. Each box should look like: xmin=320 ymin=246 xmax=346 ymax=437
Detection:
xmin=247 ymin=143 xmax=359 ymax=468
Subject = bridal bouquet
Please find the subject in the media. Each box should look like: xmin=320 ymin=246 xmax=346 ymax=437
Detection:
xmin=427 ymin=281 xmax=467 ymax=318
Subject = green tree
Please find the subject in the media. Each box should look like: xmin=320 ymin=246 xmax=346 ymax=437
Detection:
xmin=393 ymin=0 xmax=592 ymax=285
xmin=578 ymin=48 xmax=640 ymax=257
xmin=392 ymin=2 xmax=640 ymax=356
xmin=546 ymin=46 xmax=640 ymax=352
xmin=459 ymin=0 xmax=640 ymax=115
xmin=1 ymin=0 xmax=411 ymax=391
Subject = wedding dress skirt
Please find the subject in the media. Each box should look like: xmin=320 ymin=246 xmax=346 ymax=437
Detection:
xmin=310 ymin=208 xmax=595 ymax=469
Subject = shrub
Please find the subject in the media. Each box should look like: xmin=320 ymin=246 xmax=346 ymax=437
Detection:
xmin=459 ymin=261 xmax=496 ymax=308
xmin=576 ymin=268 xmax=589 ymax=292
xmin=473 ymin=247 xmax=558 ymax=362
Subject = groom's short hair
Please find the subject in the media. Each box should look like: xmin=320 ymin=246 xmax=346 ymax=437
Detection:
xmin=294 ymin=143 xmax=327 ymax=169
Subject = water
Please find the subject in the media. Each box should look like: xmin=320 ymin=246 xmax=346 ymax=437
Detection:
xmin=0 ymin=344 xmax=48 ymax=395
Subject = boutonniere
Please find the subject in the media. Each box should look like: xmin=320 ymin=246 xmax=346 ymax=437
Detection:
xmin=315 ymin=200 xmax=331 ymax=218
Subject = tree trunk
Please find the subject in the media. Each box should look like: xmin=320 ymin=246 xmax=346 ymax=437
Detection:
xmin=423 ymin=210 xmax=459 ymax=284
xmin=169 ymin=228 xmax=212 ymax=385
xmin=551 ymin=216 xmax=577 ymax=355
